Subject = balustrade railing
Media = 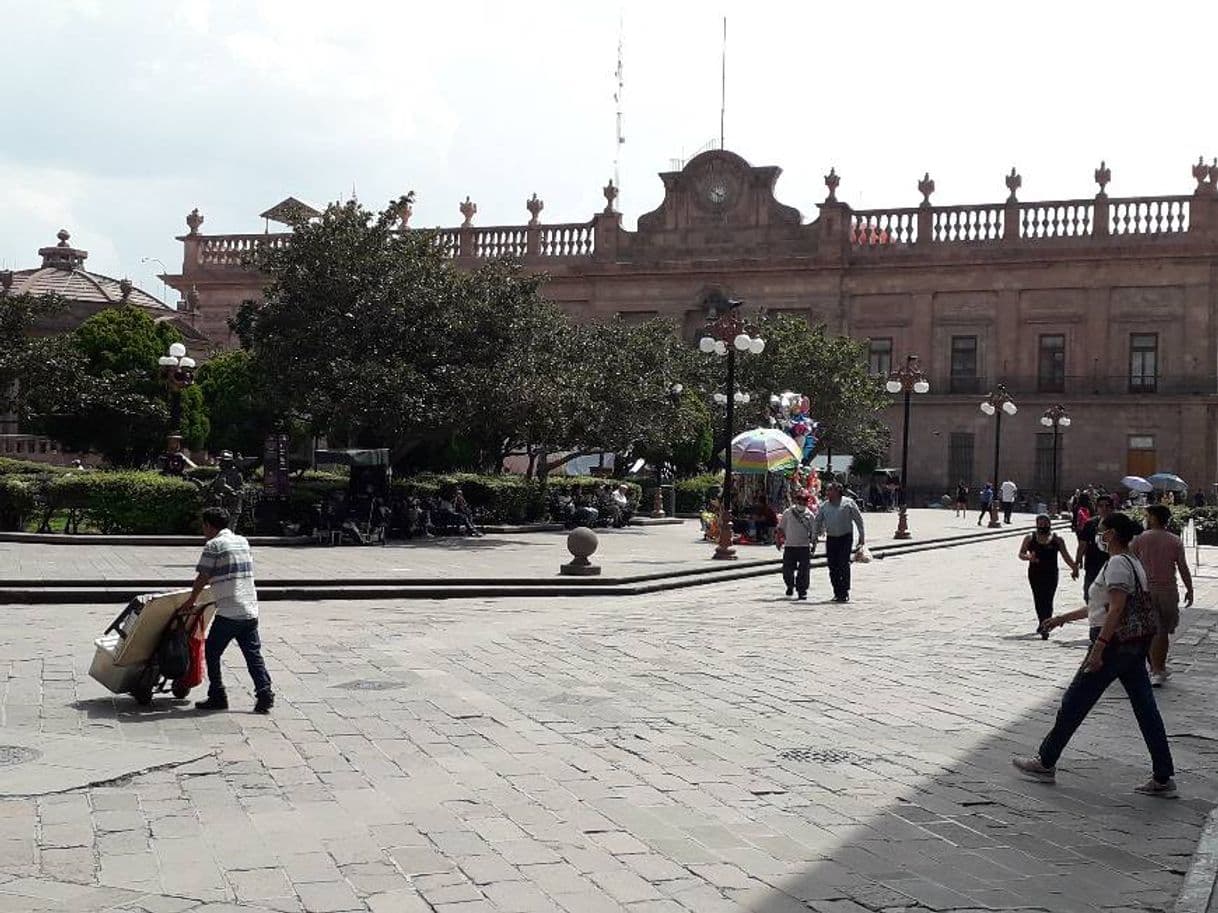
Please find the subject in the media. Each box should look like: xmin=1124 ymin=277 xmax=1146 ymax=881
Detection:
xmin=431 ymin=229 xmax=460 ymax=258
xmin=932 ymin=205 xmax=1005 ymax=242
xmin=197 ymin=233 xmax=292 ymax=266
xmin=539 ymin=223 xmax=595 ymax=257
xmin=850 ymin=209 xmax=918 ymax=246
xmin=472 ymin=226 xmax=529 ymax=258
xmin=1019 ymin=200 xmax=1094 ymax=239
xmin=1110 ymin=197 xmax=1190 ymax=235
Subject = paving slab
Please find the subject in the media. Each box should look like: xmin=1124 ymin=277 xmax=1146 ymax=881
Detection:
xmin=1 ymin=525 xmax=1217 ymax=912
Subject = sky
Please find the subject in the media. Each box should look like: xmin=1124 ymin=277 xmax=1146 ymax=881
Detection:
xmin=2 ymin=0 xmax=1216 ymax=303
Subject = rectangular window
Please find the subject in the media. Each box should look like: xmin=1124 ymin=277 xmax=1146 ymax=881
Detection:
xmin=949 ymin=335 xmax=979 ymax=394
xmin=1037 ymin=334 xmax=1065 ymax=393
xmin=868 ymin=338 xmax=892 ymax=377
xmin=947 ymin=432 xmax=974 ymax=488
xmin=1129 ymin=333 xmax=1158 ymax=393
xmin=1034 ymin=432 xmax=1056 ymax=492
xmin=1127 ymin=435 xmax=1156 ymax=477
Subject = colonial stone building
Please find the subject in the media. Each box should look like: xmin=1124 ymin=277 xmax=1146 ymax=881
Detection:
xmin=167 ymin=151 xmax=1218 ymax=500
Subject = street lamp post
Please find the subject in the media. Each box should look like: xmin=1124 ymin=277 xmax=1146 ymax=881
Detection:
xmin=1040 ymin=404 xmax=1071 ymax=516
xmin=885 ymin=354 xmax=930 ymax=539
xmin=699 ymin=298 xmax=764 ymax=560
xmin=140 ymin=257 xmax=170 ymax=306
xmin=980 ymin=384 xmax=1017 ymax=528
xmin=157 ymin=342 xmax=196 ymax=476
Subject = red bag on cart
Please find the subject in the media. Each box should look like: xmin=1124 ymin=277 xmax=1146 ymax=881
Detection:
xmin=176 ymin=615 xmax=206 ymax=690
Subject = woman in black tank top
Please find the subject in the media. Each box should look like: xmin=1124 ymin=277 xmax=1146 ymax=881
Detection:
xmin=1019 ymin=514 xmax=1080 ymax=638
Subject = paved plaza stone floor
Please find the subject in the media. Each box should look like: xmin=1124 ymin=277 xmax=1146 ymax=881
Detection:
xmin=1 ymin=518 xmax=1217 ymax=912
xmin=1 ymin=510 xmax=1027 ymax=583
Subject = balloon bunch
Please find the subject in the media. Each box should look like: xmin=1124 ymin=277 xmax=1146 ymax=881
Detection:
xmin=769 ymin=391 xmax=819 ymax=465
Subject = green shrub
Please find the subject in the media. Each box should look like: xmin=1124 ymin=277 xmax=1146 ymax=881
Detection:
xmin=0 ymin=477 xmax=36 ymax=530
xmin=44 ymin=472 xmax=202 ymax=534
xmin=1128 ymin=504 xmax=1218 ymax=545
xmin=675 ymin=472 xmax=724 ymax=513
xmin=0 ymin=457 xmax=68 ymax=477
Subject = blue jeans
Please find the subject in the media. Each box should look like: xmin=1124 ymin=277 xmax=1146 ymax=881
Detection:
xmin=206 ymin=616 xmax=272 ymax=698
xmin=1038 ymin=629 xmax=1173 ymax=782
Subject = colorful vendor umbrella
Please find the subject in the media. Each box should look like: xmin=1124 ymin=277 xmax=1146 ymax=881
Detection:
xmin=1147 ymin=472 xmax=1188 ymax=492
xmin=1119 ymin=475 xmax=1153 ymax=493
xmin=730 ymin=428 xmax=802 ymax=475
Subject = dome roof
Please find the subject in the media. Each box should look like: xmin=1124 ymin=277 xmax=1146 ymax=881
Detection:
xmin=2 ymin=229 xmax=169 ymax=310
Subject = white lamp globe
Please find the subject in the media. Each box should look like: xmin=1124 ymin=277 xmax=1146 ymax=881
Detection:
xmin=699 ymin=337 xmax=716 ymax=353
xmin=885 ymin=379 xmax=902 ymax=394
xmin=671 ymin=383 xmax=683 ymax=395
xmin=178 ymin=357 xmax=196 ymax=369
xmin=980 ymin=401 xmax=995 ymax=416
xmin=1040 ymin=416 xmax=1052 ymax=427
xmin=1059 ymin=416 xmax=1072 ymax=427
xmin=749 ymin=338 xmax=766 ymax=355
xmin=769 ymin=394 xmax=781 ymax=407
xmin=913 ymin=379 xmax=930 ymax=394
xmin=1002 ymin=401 xmax=1018 ymax=415
xmin=741 ymin=392 xmax=750 ymax=403
xmin=158 ymin=356 xmax=177 ymax=367
xmin=734 ymin=333 xmax=752 ymax=351
xmin=713 ymin=392 xmax=727 ymax=405
xmin=714 ymin=340 xmax=727 ymax=356
xmin=169 ymin=343 xmax=187 ymax=359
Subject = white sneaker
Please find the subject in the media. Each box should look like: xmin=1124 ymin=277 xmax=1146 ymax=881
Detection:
xmin=1150 ymin=672 xmax=1165 ymax=688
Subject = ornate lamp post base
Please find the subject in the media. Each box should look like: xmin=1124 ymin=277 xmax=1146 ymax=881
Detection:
xmin=713 ymin=507 xmax=737 ymax=560
xmin=893 ymin=506 xmax=912 ymax=539
xmin=651 ymin=487 xmax=666 ymax=519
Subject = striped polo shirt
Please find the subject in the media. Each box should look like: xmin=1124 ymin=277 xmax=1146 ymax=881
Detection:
xmin=196 ymin=528 xmax=259 ymax=620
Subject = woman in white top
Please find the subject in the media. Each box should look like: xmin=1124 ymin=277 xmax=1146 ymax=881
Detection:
xmin=1012 ymin=512 xmax=1176 ymax=797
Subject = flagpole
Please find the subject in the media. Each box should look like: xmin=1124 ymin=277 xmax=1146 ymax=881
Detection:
xmin=720 ymin=16 xmax=726 ymax=150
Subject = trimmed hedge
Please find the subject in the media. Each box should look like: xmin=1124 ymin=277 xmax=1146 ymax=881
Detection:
xmin=392 ymin=473 xmax=641 ymax=524
xmin=41 ymin=472 xmax=203 ymax=534
xmin=675 ymin=473 xmax=724 ymax=514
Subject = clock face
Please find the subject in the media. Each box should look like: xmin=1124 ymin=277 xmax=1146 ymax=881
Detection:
xmin=708 ymin=183 xmax=728 ymax=205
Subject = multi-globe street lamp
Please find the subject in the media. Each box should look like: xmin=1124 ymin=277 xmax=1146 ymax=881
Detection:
xmin=699 ymin=297 xmax=765 ymax=560
xmin=884 ymin=354 xmax=930 ymax=539
xmin=157 ymin=342 xmax=196 ymax=475
xmin=650 ymin=383 xmax=685 ymax=518
xmin=979 ymin=384 xmax=1017 ymax=528
xmin=1040 ymin=404 xmax=1071 ymax=516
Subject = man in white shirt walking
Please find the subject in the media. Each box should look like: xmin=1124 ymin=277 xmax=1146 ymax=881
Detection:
xmin=181 ymin=507 xmax=274 ymax=714
xmin=776 ymin=490 xmax=817 ymax=600
xmin=1000 ymin=478 xmax=1019 ymax=524
xmin=813 ymin=482 xmax=866 ymax=603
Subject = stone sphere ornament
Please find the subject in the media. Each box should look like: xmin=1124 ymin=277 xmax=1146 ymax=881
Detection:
xmin=561 ymin=527 xmax=601 ymax=576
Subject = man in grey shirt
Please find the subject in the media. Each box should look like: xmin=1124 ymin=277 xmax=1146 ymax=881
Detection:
xmin=813 ymin=482 xmax=866 ymax=602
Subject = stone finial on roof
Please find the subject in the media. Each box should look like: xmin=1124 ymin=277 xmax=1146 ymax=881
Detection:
xmin=186 ymin=208 xmax=204 ymax=235
xmin=1005 ymin=167 xmax=1022 ymax=203
xmin=118 ymin=278 xmax=133 ymax=302
xmin=824 ymin=167 xmax=840 ymax=203
xmin=459 ymin=196 xmax=477 ymax=227
xmin=603 ymin=180 xmax=618 ymax=214
xmin=1192 ymin=156 xmax=1209 ymax=193
xmin=38 ymin=229 xmax=87 ymax=270
xmin=527 ymin=193 xmax=544 ymax=226
xmin=918 ymin=173 xmax=935 ymax=207
xmin=1094 ymin=161 xmax=1111 ymax=197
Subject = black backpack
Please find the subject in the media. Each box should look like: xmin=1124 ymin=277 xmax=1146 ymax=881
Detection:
xmin=156 ymin=620 xmax=191 ymax=680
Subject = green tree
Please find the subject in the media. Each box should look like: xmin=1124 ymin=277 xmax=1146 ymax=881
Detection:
xmin=196 ymin=348 xmax=265 ymax=455
xmin=19 ymin=307 xmax=203 ymax=465
xmin=0 ymin=292 xmax=63 ymax=416
xmin=738 ymin=314 xmax=890 ymax=465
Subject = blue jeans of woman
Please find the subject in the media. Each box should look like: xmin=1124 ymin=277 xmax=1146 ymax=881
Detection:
xmin=1038 ymin=629 xmax=1173 ymax=783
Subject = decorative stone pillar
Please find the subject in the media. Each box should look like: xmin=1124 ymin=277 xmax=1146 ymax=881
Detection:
xmin=1093 ymin=161 xmax=1111 ymax=237
xmin=458 ymin=196 xmax=476 ymax=258
xmin=526 ymin=194 xmax=543 ymax=256
xmin=1002 ymin=168 xmax=1021 ymax=240
xmin=814 ymin=167 xmax=848 ymax=265
xmin=916 ymin=173 xmax=934 ymax=246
